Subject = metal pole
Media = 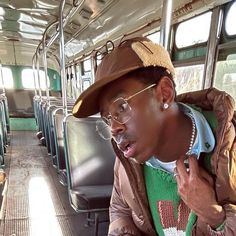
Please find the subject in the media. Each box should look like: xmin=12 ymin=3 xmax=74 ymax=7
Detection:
xmin=69 ymin=66 xmax=73 ymax=98
xmin=47 ymin=0 xmax=85 ymax=48
xmin=76 ymin=63 xmax=83 ymax=93
xmin=159 ymin=0 xmax=173 ymax=50
xmin=36 ymin=52 xmax=42 ymax=98
xmin=203 ymin=7 xmax=223 ymax=89
xmin=90 ymin=55 xmax=96 ymax=84
xmin=0 ymin=64 xmax=5 ymax=94
xmin=43 ymin=33 xmax=50 ymax=103
xmin=73 ymin=63 xmax=78 ymax=89
xmin=71 ymin=64 xmax=77 ymax=99
xmin=59 ymin=0 xmax=67 ymax=116
xmin=32 ymin=55 xmax=38 ymax=96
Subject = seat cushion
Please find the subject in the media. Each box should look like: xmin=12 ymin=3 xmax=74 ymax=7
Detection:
xmin=70 ymin=185 xmax=113 ymax=211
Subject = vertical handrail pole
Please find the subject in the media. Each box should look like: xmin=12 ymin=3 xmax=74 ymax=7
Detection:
xmin=59 ymin=0 xmax=67 ymax=116
xmin=73 ymin=63 xmax=78 ymax=88
xmin=43 ymin=33 xmax=50 ymax=103
xmin=90 ymin=55 xmax=96 ymax=84
xmin=159 ymin=0 xmax=173 ymax=50
xmin=76 ymin=63 xmax=83 ymax=93
xmin=203 ymin=7 xmax=223 ymax=89
xmin=36 ymin=52 xmax=42 ymax=98
xmin=0 ymin=63 xmax=5 ymax=94
xmin=32 ymin=55 xmax=38 ymax=96
xmin=69 ymin=66 xmax=73 ymax=98
xmin=72 ymin=63 xmax=77 ymax=99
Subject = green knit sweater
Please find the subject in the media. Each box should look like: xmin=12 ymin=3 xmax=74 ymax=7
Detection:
xmin=144 ymin=164 xmax=197 ymax=236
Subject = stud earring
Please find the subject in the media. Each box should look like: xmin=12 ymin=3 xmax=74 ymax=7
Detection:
xmin=163 ymin=103 xmax=169 ymax=110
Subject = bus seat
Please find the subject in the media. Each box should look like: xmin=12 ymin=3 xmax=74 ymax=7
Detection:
xmin=64 ymin=115 xmax=115 ymax=235
xmin=52 ymin=107 xmax=73 ymax=185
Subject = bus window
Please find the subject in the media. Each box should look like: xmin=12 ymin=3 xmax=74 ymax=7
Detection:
xmin=22 ymin=68 xmax=50 ymax=90
xmin=175 ymin=12 xmax=212 ymax=48
xmin=175 ymin=64 xmax=204 ymax=94
xmin=81 ymin=59 xmax=92 ymax=92
xmin=96 ymin=53 xmax=102 ymax=66
xmin=0 ymin=67 xmax=14 ymax=89
xmin=82 ymin=79 xmax=91 ymax=91
xmin=225 ymin=2 xmax=236 ymax=36
xmin=146 ymin=31 xmax=160 ymax=44
xmin=214 ymin=54 xmax=236 ymax=102
xmin=83 ymin=59 xmax=91 ymax=72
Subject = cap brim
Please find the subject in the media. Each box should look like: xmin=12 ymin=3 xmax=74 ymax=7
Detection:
xmin=72 ymin=66 xmax=140 ymax=118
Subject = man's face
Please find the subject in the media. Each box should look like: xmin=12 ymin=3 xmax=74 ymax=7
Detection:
xmin=99 ymin=77 xmax=167 ymax=164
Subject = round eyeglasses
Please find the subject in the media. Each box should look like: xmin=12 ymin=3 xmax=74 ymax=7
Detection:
xmin=96 ymin=83 xmax=156 ymax=140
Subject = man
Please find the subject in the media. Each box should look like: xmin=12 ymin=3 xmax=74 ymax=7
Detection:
xmin=72 ymin=37 xmax=236 ymax=235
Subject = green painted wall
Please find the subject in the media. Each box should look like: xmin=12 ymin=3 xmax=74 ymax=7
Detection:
xmin=10 ymin=118 xmax=37 ymax=131
xmin=173 ymin=46 xmax=207 ymax=61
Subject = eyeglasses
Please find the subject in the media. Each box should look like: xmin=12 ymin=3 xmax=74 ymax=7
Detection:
xmin=96 ymin=83 xmax=156 ymax=140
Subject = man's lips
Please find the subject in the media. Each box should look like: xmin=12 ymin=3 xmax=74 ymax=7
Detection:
xmin=118 ymin=141 xmax=136 ymax=158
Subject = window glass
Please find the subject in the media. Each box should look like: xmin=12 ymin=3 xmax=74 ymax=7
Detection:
xmin=225 ymin=2 xmax=236 ymax=36
xmin=96 ymin=53 xmax=102 ymax=66
xmin=214 ymin=54 xmax=236 ymax=103
xmin=22 ymin=68 xmax=50 ymax=90
xmin=175 ymin=12 xmax=212 ymax=48
xmin=83 ymin=59 xmax=91 ymax=72
xmin=175 ymin=64 xmax=204 ymax=94
xmin=0 ymin=67 xmax=14 ymax=89
xmin=146 ymin=31 xmax=160 ymax=44
xmin=82 ymin=79 xmax=91 ymax=91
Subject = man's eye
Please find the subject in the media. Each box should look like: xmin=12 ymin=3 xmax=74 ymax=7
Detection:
xmin=118 ymin=103 xmax=128 ymax=113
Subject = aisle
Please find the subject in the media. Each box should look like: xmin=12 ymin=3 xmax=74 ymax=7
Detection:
xmin=0 ymin=131 xmax=108 ymax=236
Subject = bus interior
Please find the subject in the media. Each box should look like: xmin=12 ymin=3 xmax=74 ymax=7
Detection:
xmin=0 ymin=0 xmax=235 ymax=235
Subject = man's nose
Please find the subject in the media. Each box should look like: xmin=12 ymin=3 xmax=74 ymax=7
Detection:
xmin=110 ymin=118 xmax=125 ymax=136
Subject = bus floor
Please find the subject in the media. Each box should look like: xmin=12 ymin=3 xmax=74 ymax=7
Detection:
xmin=0 ymin=131 xmax=109 ymax=236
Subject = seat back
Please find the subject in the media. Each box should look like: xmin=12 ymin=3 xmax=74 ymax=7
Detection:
xmin=0 ymin=101 xmax=6 ymax=165
xmin=52 ymin=108 xmax=66 ymax=170
xmin=64 ymin=115 xmax=115 ymax=189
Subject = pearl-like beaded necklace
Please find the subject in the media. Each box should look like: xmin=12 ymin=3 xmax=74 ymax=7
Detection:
xmin=185 ymin=113 xmax=196 ymax=155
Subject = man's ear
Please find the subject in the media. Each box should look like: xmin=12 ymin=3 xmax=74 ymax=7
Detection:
xmin=155 ymin=76 xmax=175 ymax=105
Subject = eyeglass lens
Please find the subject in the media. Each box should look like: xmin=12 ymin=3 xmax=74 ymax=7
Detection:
xmin=103 ymin=98 xmax=132 ymax=126
xmin=96 ymin=98 xmax=132 ymax=139
xmin=96 ymin=120 xmax=112 ymax=140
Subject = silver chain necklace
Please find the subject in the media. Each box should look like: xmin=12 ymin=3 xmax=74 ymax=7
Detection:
xmin=185 ymin=113 xmax=196 ymax=155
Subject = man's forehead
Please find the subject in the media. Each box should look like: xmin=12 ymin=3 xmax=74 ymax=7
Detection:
xmin=101 ymin=78 xmax=132 ymax=98
xmin=98 ymin=79 xmax=134 ymax=112
xmin=99 ymin=88 xmax=126 ymax=113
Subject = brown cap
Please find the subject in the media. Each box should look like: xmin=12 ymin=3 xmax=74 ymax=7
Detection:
xmin=72 ymin=37 xmax=175 ymax=118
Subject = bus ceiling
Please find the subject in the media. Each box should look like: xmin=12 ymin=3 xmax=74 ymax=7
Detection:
xmin=0 ymin=0 xmax=231 ymax=67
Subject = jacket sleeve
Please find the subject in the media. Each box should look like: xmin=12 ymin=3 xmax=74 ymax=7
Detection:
xmin=207 ymin=112 xmax=236 ymax=235
xmin=108 ymin=158 xmax=142 ymax=236
xmin=206 ymin=204 xmax=236 ymax=235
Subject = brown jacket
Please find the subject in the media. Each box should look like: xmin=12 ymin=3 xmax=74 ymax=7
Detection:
xmin=108 ymin=88 xmax=236 ymax=236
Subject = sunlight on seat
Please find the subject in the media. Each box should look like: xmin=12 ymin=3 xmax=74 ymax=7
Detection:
xmin=28 ymin=177 xmax=63 ymax=236
xmin=73 ymin=157 xmax=103 ymax=184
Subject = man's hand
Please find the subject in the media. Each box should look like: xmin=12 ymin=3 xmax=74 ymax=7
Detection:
xmin=175 ymin=155 xmax=225 ymax=229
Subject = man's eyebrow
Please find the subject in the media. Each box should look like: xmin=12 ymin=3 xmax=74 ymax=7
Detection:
xmin=110 ymin=89 xmax=126 ymax=100
xmin=100 ymin=89 xmax=127 ymax=115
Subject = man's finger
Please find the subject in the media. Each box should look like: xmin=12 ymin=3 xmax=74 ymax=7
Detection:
xmin=188 ymin=155 xmax=200 ymax=178
xmin=176 ymin=156 xmax=189 ymax=180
